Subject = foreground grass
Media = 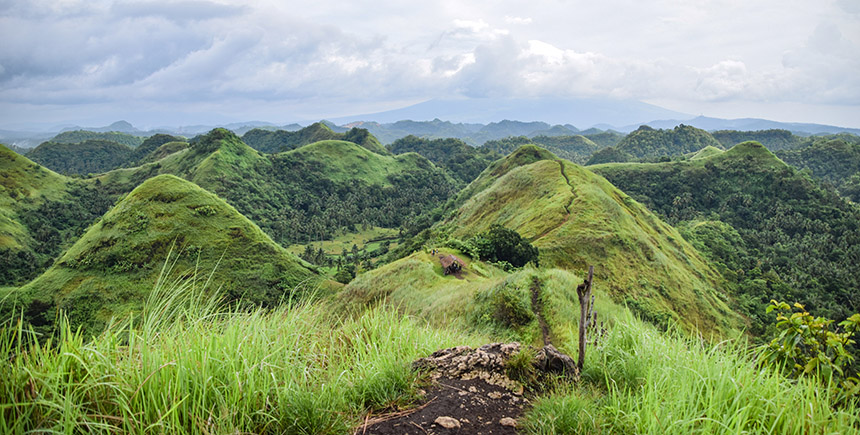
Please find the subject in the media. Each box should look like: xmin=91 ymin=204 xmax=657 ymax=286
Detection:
xmin=0 ymin=283 xmax=484 ymax=434
xmin=522 ymin=311 xmax=860 ymax=434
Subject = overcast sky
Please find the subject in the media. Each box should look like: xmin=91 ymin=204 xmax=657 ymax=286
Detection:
xmin=1 ymin=0 xmax=859 ymax=129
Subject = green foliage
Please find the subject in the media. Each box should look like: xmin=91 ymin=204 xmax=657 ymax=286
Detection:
xmin=50 ymin=130 xmax=144 ymax=148
xmin=4 ymin=174 xmax=319 ymax=335
xmin=388 ymin=135 xmax=501 ymax=183
xmin=0 ymin=286 xmax=483 ymax=433
xmin=473 ymin=278 xmax=535 ymax=331
xmin=470 ymin=224 xmax=539 ymax=268
xmin=127 ymin=134 xmax=185 ymax=166
xmin=760 ymin=301 xmax=860 ymax=401
xmin=616 ymin=124 xmax=723 ymax=159
xmin=585 ymin=146 xmax=634 ymax=165
xmin=776 ymin=138 xmax=860 ymax=202
xmin=481 ymin=134 xmax=600 ymax=164
xmin=27 ymin=140 xmax=134 ymax=175
xmin=242 ymin=122 xmax=388 ymax=154
xmin=712 ymin=129 xmax=804 ymax=151
xmin=593 ymin=141 xmax=860 ymax=323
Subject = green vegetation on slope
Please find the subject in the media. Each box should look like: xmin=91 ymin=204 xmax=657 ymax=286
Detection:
xmin=436 ymin=146 xmax=742 ymax=336
xmin=97 ymin=128 xmax=458 ymax=246
xmin=592 ymin=141 xmax=860 ymax=328
xmin=127 ymin=134 xmax=186 ymax=166
xmin=388 ymin=135 xmax=501 ymax=183
xmin=616 ymin=124 xmax=723 ymax=159
xmin=242 ymin=122 xmax=388 ymax=154
xmin=27 ymin=140 xmax=134 ymax=175
xmin=0 ymin=145 xmax=112 ymax=285
xmin=712 ymin=129 xmax=804 ymax=151
xmin=50 ymin=130 xmax=143 ymax=148
xmin=776 ymin=138 xmax=860 ymax=202
xmin=585 ymin=146 xmax=634 ymax=165
xmin=4 ymin=174 xmax=319 ymax=335
xmin=482 ymin=134 xmax=601 ymax=164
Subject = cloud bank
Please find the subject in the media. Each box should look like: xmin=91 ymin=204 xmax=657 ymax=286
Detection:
xmin=1 ymin=0 xmax=858 ymax=127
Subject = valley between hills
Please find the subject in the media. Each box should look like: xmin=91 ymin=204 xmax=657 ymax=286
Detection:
xmin=2 ymin=122 xmax=860 ymax=433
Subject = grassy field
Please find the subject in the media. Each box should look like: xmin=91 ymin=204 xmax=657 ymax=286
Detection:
xmin=285 ymin=226 xmax=400 ymax=257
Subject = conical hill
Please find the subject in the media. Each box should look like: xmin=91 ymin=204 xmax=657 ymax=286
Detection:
xmin=6 ymin=174 xmax=319 ymax=335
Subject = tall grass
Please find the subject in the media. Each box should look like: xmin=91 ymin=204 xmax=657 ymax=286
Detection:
xmin=0 ymin=269 xmax=484 ymax=434
xmin=522 ymin=311 xmax=860 ymax=434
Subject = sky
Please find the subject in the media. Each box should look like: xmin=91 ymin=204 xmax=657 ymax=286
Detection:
xmin=1 ymin=0 xmax=859 ymax=129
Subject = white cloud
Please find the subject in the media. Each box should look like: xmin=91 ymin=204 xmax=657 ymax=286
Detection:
xmin=0 ymin=0 xmax=858 ymax=127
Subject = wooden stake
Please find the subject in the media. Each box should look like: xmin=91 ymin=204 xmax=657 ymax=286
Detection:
xmin=577 ymin=265 xmax=594 ymax=372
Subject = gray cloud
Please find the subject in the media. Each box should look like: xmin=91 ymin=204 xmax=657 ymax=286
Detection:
xmin=0 ymin=0 xmax=858 ymax=128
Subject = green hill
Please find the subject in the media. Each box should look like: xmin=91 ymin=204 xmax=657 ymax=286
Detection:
xmin=616 ymin=124 xmax=723 ymax=159
xmin=27 ymin=140 xmax=134 ymax=175
xmin=711 ymin=129 xmax=803 ymax=151
xmin=776 ymin=138 xmax=860 ymax=202
xmin=97 ymin=129 xmax=458 ymax=246
xmin=242 ymin=122 xmax=388 ymax=154
xmin=3 ymin=174 xmax=319 ymax=335
xmin=584 ymin=146 xmax=634 ymax=165
xmin=50 ymin=130 xmax=143 ymax=148
xmin=482 ymin=135 xmax=600 ymax=164
xmin=0 ymin=145 xmax=112 ymax=285
xmin=127 ymin=134 xmax=186 ymax=166
xmin=436 ymin=146 xmax=742 ymax=336
xmin=592 ymin=141 xmax=860 ymax=327
xmin=388 ymin=135 xmax=501 ymax=183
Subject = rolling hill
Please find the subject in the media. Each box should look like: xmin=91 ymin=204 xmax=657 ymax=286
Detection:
xmin=775 ymin=138 xmax=860 ymax=201
xmin=434 ymin=146 xmax=743 ymax=336
xmin=615 ymin=124 xmax=723 ymax=159
xmin=482 ymin=135 xmax=601 ymax=165
xmin=3 ymin=174 xmax=320 ymax=335
xmin=27 ymin=140 xmax=134 ymax=175
xmin=242 ymin=122 xmax=387 ymax=154
xmin=592 ymin=141 xmax=860 ymax=327
xmin=0 ymin=145 xmax=112 ymax=285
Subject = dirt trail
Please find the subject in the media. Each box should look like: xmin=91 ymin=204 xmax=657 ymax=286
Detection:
xmin=533 ymin=160 xmax=576 ymax=242
xmin=530 ymin=276 xmax=551 ymax=346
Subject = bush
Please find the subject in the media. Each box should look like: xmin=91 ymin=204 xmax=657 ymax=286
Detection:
xmin=470 ymin=225 xmax=539 ymax=268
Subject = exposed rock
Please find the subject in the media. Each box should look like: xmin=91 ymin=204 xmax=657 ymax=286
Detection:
xmin=434 ymin=416 xmax=461 ymax=429
xmin=499 ymin=417 xmax=517 ymax=427
xmin=533 ymin=344 xmax=579 ymax=379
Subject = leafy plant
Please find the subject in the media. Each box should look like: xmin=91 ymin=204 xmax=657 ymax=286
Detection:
xmin=760 ymin=300 xmax=860 ymax=402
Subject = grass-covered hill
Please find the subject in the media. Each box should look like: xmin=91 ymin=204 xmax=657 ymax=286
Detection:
xmin=97 ymin=128 xmax=458 ymax=246
xmin=616 ymin=124 xmax=723 ymax=159
xmin=126 ymin=134 xmax=186 ymax=166
xmin=50 ymin=130 xmax=144 ymax=148
xmin=437 ymin=146 xmax=742 ymax=336
xmin=241 ymin=122 xmax=387 ymax=154
xmin=388 ymin=135 xmax=502 ymax=183
xmin=0 ymin=145 xmax=112 ymax=285
xmin=27 ymin=140 xmax=134 ymax=175
xmin=776 ymin=138 xmax=860 ymax=202
xmin=584 ymin=146 xmax=634 ymax=165
xmin=592 ymin=141 xmax=860 ymax=328
xmin=481 ymin=135 xmax=601 ymax=164
xmin=2 ymin=174 xmax=320 ymax=335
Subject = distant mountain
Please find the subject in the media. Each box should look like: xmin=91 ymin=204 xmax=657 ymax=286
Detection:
xmin=50 ymin=130 xmax=144 ymax=148
xmin=621 ymin=116 xmax=860 ymax=136
xmin=329 ymin=97 xmax=690 ymax=127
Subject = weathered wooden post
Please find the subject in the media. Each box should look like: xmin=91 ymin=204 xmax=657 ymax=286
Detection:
xmin=577 ymin=265 xmax=594 ymax=372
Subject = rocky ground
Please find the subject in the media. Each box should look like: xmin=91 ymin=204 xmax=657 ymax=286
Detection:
xmin=358 ymin=342 xmax=577 ymax=434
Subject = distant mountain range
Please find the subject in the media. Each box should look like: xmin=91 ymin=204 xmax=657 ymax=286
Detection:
xmin=2 ymin=97 xmax=858 ymax=149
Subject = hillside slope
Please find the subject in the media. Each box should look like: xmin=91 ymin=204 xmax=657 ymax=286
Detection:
xmin=0 ymin=145 xmax=112 ymax=285
xmin=4 ymin=174 xmax=319 ymax=335
xmin=592 ymin=141 xmax=860 ymax=325
xmin=27 ymin=140 xmax=134 ymax=175
xmin=617 ymin=124 xmax=722 ymax=158
xmin=439 ymin=146 xmax=742 ymax=335
xmin=97 ymin=129 xmax=458 ymax=245
xmin=242 ymin=122 xmax=388 ymax=154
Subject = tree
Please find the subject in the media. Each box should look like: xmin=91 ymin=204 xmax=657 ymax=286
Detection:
xmin=471 ymin=225 xmax=539 ymax=268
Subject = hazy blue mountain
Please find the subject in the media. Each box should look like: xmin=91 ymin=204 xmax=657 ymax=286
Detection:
xmin=620 ymin=116 xmax=860 ymax=135
xmin=329 ymin=97 xmax=690 ymax=126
